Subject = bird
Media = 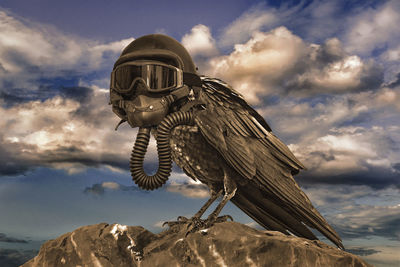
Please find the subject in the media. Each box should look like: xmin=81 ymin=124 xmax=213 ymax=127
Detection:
xmin=110 ymin=34 xmax=344 ymax=250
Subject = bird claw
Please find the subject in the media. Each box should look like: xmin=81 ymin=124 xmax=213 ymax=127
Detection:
xmin=163 ymin=214 xmax=233 ymax=234
xmin=162 ymin=216 xmax=189 ymax=227
xmin=185 ymin=217 xmax=207 ymax=237
xmin=214 ymin=214 xmax=234 ymax=223
xmin=185 ymin=214 xmax=234 ymax=237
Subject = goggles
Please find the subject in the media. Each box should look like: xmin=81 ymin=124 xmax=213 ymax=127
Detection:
xmin=110 ymin=60 xmax=183 ymax=94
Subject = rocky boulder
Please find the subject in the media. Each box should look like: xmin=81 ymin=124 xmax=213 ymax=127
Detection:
xmin=22 ymin=221 xmax=372 ymax=267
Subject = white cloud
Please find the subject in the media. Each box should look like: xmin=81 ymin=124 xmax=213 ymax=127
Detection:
xmin=207 ymin=27 xmax=306 ymax=103
xmin=344 ymin=0 xmax=400 ymax=56
xmin=101 ymin=182 xmax=120 ymax=190
xmin=219 ymin=3 xmax=277 ymax=47
xmin=0 ymin=87 xmax=143 ymax=174
xmin=166 ymin=181 xmax=210 ymax=199
xmin=181 ymin=24 xmax=218 ymax=57
xmin=204 ymin=27 xmax=382 ymax=104
xmin=290 ymin=125 xmax=399 ymax=177
xmin=0 ymin=9 xmax=133 ymax=89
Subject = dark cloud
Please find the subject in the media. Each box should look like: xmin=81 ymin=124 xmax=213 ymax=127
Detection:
xmin=0 ymin=233 xmax=28 ymax=243
xmin=0 ymin=248 xmax=37 ymax=267
xmin=0 ymin=135 xmax=130 ymax=176
xmin=83 ymin=183 xmax=105 ymax=196
xmin=0 ymin=85 xmax=93 ymax=108
xmin=393 ymin=163 xmax=400 ymax=172
xmin=83 ymin=182 xmax=144 ymax=196
xmin=346 ymin=247 xmax=381 ymax=257
xmin=302 ymin=184 xmax=400 ymax=241
xmin=387 ymin=72 xmax=400 ymax=88
xmin=0 ymin=138 xmax=37 ymax=175
xmin=297 ymin=168 xmax=400 ymax=189
xmin=333 ymin=212 xmax=400 ymax=241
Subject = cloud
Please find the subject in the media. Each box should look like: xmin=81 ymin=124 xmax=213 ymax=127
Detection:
xmin=0 ymin=9 xmax=133 ymax=90
xmin=0 ymin=86 xmax=148 ymax=176
xmin=290 ymin=125 xmax=399 ymax=185
xmin=346 ymin=247 xmax=380 ymax=257
xmin=83 ymin=181 xmax=144 ymax=196
xmin=181 ymin=24 xmax=218 ymax=57
xmin=166 ymin=181 xmax=210 ymax=199
xmin=0 ymin=86 xmax=93 ymax=108
xmin=344 ymin=0 xmax=400 ymax=57
xmin=205 ymin=27 xmax=383 ymax=104
xmin=359 ymin=245 xmax=400 ymax=267
xmin=0 ymin=233 xmax=28 ymax=243
xmin=219 ymin=3 xmax=277 ymax=47
xmin=301 ymin=184 xmax=400 ymax=240
xmin=0 ymin=248 xmax=37 ymax=267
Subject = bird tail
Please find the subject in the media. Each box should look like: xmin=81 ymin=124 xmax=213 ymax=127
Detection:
xmin=231 ymin=181 xmax=344 ymax=249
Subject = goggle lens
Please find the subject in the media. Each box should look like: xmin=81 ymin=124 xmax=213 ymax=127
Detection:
xmin=111 ymin=62 xmax=182 ymax=93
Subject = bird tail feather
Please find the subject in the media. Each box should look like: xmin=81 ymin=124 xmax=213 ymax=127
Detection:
xmin=231 ymin=182 xmax=344 ymax=249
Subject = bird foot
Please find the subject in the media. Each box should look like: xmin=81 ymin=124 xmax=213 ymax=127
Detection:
xmin=162 ymin=216 xmax=190 ymax=227
xmin=185 ymin=214 xmax=233 ymax=237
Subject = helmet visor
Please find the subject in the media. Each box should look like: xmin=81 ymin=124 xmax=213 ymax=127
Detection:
xmin=111 ymin=61 xmax=183 ymax=94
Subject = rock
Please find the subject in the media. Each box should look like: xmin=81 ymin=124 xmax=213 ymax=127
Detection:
xmin=22 ymin=221 xmax=372 ymax=267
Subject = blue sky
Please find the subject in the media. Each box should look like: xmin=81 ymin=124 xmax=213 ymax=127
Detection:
xmin=0 ymin=0 xmax=399 ymax=266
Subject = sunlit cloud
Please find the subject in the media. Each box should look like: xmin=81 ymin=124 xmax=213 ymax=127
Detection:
xmin=166 ymin=181 xmax=210 ymax=199
xmin=205 ymin=27 xmax=382 ymax=104
xmin=181 ymin=24 xmax=218 ymax=57
xmin=0 ymin=87 xmax=139 ymax=175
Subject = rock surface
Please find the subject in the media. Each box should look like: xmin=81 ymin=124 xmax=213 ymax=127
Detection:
xmin=22 ymin=221 xmax=372 ymax=267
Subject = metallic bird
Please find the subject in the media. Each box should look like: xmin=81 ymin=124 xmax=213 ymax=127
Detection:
xmin=109 ymin=34 xmax=344 ymax=249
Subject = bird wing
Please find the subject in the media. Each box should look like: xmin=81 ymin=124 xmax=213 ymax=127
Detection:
xmin=193 ymin=77 xmax=343 ymax=248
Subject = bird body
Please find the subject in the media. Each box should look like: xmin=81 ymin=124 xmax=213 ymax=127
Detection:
xmin=166 ymin=77 xmax=344 ymax=249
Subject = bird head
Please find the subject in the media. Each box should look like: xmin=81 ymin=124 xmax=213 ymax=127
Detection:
xmin=109 ymin=34 xmax=201 ymax=129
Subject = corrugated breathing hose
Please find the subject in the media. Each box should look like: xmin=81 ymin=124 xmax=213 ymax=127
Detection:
xmin=130 ymin=111 xmax=194 ymax=190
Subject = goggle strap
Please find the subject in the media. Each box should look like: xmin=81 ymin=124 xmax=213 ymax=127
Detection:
xmin=110 ymin=71 xmax=115 ymax=90
xmin=183 ymin=73 xmax=202 ymax=87
xmin=170 ymin=85 xmax=190 ymax=101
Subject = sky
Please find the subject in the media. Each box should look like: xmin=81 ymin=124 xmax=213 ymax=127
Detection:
xmin=0 ymin=0 xmax=399 ymax=266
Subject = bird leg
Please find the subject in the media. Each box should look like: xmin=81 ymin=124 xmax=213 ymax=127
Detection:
xmin=193 ymin=188 xmax=223 ymax=218
xmin=162 ymin=188 xmax=223 ymax=227
xmin=186 ymin=169 xmax=237 ymax=235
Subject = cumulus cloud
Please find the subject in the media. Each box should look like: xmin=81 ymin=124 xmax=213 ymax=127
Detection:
xmin=258 ymin=93 xmax=399 ymax=187
xmin=206 ymin=27 xmax=382 ymax=103
xmin=292 ymin=126 xmax=399 ymax=180
xmin=181 ymin=24 xmax=218 ymax=57
xmin=0 ymin=87 xmax=145 ymax=175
